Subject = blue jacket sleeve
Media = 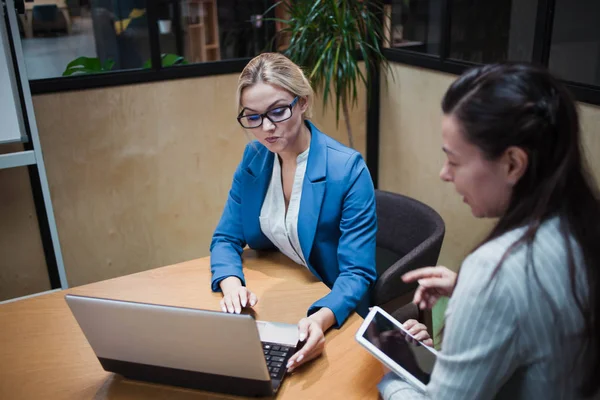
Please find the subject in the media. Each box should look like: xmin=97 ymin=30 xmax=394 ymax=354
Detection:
xmin=209 ymin=146 xmax=249 ymax=292
xmin=308 ymin=153 xmax=378 ymax=327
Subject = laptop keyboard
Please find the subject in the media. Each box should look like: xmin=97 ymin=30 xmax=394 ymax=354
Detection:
xmin=262 ymin=342 xmax=293 ymax=381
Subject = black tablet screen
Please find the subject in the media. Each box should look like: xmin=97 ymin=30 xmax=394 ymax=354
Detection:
xmin=362 ymin=311 xmax=436 ymax=384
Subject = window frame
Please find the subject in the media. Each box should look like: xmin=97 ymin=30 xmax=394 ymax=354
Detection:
xmin=383 ymin=0 xmax=600 ymax=106
xmin=27 ymin=0 xmax=271 ymax=95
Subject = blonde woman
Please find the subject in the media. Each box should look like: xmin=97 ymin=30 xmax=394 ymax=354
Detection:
xmin=210 ymin=53 xmax=377 ymax=372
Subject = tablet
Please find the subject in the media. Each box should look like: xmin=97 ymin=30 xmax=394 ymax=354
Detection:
xmin=355 ymin=306 xmax=438 ymax=393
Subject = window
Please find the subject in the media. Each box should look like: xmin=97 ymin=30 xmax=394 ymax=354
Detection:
xmin=387 ymin=0 xmax=442 ymax=55
xmin=383 ymin=0 xmax=600 ymax=104
xmin=157 ymin=0 xmax=277 ymax=68
xmin=16 ymin=0 xmax=600 ymax=105
xmin=549 ymin=0 xmax=600 ymax=86
xmin=17 ymin=0 xmax=277 ymax=80
xmin=449 ymin=0 xmax=538 ymax=63
xmin=20 ymin=0 xmax=153 ymax=79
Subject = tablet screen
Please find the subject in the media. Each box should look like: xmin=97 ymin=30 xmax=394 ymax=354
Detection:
xmin=362 ymin=311 xmax=436 ymax=384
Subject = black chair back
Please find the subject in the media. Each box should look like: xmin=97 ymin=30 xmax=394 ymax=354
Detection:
xmin=371 ymin=190 xmax=445 ymax=307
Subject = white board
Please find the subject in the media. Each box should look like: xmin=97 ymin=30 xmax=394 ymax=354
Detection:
xmin=0 ymin=5 xmax=26 ymax=144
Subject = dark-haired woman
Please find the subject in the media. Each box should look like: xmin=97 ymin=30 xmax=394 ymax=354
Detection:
xmin=379 ymin=63 xmax=600 ymax=399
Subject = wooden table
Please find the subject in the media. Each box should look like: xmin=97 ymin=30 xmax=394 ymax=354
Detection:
xmin=0 ymin=250 xmax=383 ymax=399
xmin=20 ymin=0 xmax=72 ymax=39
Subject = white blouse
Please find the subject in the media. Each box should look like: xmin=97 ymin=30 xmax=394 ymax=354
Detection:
xmin=259 ymin=148 xmax=310 ymax=266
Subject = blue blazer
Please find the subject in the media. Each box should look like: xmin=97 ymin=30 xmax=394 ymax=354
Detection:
xmin=210 ymin=121 xmax=377 ymax=327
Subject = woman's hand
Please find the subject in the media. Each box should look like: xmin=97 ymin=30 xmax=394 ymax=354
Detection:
xmin=379 ymin=328 xmax=432 ymax=383
xmin=286 ymin=308 xmax=335 ymax=372
xmin=402 ymin=319 xmax=433 ymax=347
xmin=402 ymin=266 xmax=457 ymax=310
xmin=219 ymin=276 xmax=258 ymax=314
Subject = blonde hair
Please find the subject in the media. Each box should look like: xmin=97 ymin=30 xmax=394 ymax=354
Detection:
xmin=236 ymin=53 xmax=314 ymax=119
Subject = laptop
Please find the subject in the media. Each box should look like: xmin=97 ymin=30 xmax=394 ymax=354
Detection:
xmin=65 ymin=294 xmax=300 ymax=397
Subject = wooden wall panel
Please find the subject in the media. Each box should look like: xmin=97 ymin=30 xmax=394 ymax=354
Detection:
xmin=31 ymin=73 xmax=366 ymax=287
xmin=0 ymin=144 xmax=51 ymax=301
xmin=579 ymin=102 xmax=600 ymax=186
xmin=379 ymin=63 xmax=600 ymax=272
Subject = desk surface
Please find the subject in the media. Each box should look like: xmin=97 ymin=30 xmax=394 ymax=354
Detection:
xmin=0 ymin=251 xmax=383 ymax=399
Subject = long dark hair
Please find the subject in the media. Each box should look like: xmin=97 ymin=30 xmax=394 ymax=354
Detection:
xmin=442 ymin=63 xmax=600 ymax=396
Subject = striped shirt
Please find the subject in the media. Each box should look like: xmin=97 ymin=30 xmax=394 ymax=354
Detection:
xmin=378 ymin=217 xmax=592 ymax=400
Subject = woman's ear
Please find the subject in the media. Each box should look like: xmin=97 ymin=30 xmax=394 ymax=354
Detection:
xmin=504 ymin=146 xmax=529 ymax=186
xmin=299 ymin=97 xmax=309 ymax=114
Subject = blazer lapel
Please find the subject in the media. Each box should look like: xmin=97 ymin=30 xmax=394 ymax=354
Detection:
xmin=298 ymin=122 xmax=327 ymax=272
xmin=242 ymin=145 xmax=274 ymax=248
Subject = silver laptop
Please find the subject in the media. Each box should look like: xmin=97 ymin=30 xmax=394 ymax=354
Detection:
xmin=65 ymin=294 xmax=300 ymax=397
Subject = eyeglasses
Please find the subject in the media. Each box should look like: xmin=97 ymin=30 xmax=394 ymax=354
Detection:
xmin=237 ymin=97 xmax=299 ymax=129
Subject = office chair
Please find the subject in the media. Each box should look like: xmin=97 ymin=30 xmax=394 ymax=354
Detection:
xmin=371 ymin=189 xmax=445 ymax=329
xmin=32 ymin=4 xmax=66 ymax=35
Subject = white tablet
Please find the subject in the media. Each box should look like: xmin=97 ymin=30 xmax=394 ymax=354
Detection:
xmin=355 ymin=306 xmax=438 ymax=393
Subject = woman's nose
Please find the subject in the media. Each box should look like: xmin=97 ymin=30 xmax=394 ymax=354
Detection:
xmin=440 ymin=163 xmax=452 ymax=182
xmin=262 ymin=117 xmax=275 ymax=131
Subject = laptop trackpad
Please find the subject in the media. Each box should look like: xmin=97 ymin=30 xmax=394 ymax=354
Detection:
xmin=256 ymin=321 xmax=298 ymax=347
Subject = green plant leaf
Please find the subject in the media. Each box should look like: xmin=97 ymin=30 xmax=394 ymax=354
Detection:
xmin=62 ymin=56 xmax=113 ymax=76
xmin=161 ymin=53 xmax=188 ymax=67
xmin=102 ymin=59 xmax=115 ymax=71
xmin=268 ymin=0 xmax=391 ymax=147
xmin=142 ymin=54 xmax=188 ymax=69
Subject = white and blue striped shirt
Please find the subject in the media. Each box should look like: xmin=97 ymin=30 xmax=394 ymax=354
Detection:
xmin=379 ymin=217 xmax=593 ymax=400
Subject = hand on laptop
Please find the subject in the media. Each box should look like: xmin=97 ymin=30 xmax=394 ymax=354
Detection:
xmin=286 ymin=307 xmax=336 ymax=372
xmin=402 ymin=266 xmax=457 ymax=310
xmin=219 ymin=276 xmax=258 ymax=314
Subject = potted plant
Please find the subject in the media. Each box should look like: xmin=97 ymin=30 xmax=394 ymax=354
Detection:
xmin=273 ymin=0 xmax=390 ymax=148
